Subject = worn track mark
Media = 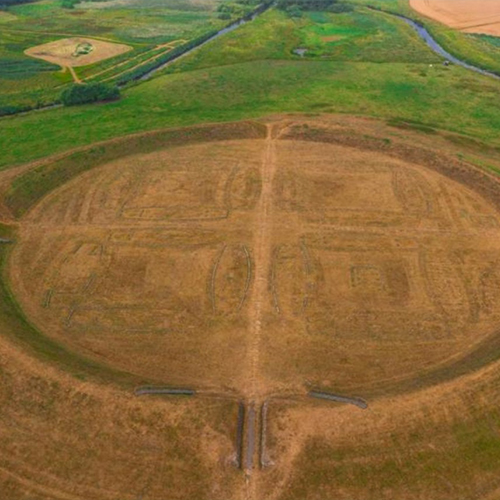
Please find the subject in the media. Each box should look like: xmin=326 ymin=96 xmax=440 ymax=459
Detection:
xmin=259 ymin=400 xmax=272 ymax=469
xmin=209 ymin=244 xmax=227 ymax=313
xmin=244 ymin=126 xmax=276 ymax=500
xmin=235 ymin=402 xmax=246 ymax=469
xmin=246 ymin=125 xmax=276 ymax=402
xmin=239 ymin=245 xmax=253 ymax=312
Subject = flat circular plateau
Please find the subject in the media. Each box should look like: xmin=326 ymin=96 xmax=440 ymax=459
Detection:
xmin=8 ymin=121 xmax=500 ymax=395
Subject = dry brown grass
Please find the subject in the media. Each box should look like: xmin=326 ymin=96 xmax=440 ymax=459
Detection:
xmin=2 ymin=116 xmax=500 ymax=499
xmin=410 ymin=0 xmax=500 ymax=36
xmin=25 ymin=37 xmax=132 ymax=68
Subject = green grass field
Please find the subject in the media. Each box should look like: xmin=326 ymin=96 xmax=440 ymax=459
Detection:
xmin=352 ymin=0 xmax=500 ymax=74
xmin=1 ymin=4 xmax=499 ymax=170
xmin=0 ymin=0 xmax=231 ymax=110
xmin=160 ymin=7 xmax=439 ymax=73
xmin=2 ymin=0 xmax=499 ymax=114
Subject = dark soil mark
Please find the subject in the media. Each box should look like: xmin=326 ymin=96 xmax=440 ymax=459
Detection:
xmin=245 ymin=403 xmax=256 ymax=471
xmin=235 ymin=401 xmax=245 ymax=469
xmin=308 ymin=391 xmax=368 ymax=409
xmin=134 ymin=386 xmax=196 ymax=396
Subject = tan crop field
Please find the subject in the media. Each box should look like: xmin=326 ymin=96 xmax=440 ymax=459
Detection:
xmin=2 ymin=116 xmax=500 ymax=499
xmin=410 ymin=0 xmax=500 ymax=36
xmin=25 ymin=37 xmax=132 ymax=68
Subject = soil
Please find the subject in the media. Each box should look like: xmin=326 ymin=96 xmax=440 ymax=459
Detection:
xmin=9 ymin=120 xmax=500 ymax=398
xmin=410 ymin=0 xmax=500 ymax=36
xmin=25 ymin=37 xmax=132 ymax=68
xmin=3 ymin=116 xmax=500 ymax=499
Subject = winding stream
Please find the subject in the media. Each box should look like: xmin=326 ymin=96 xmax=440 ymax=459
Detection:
xmin=378 ymin=9 xmax=500 ymax=80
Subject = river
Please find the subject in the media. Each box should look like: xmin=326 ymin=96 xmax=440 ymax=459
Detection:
xmin=375 ymin=9 xmax=500 ymax=81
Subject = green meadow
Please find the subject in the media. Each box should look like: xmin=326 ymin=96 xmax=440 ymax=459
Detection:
xmin=352 ymin=0 xmax=500 ymax=74
xmin=1 ymin=4 xmax=499 ymax=170
xmin=0 ymin=0 xmax=229 ymax=110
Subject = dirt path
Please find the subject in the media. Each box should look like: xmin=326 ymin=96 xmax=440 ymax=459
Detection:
xmin=68 ymin=66 xmax=81 ymax=84
xmin=246 ymin=126 xmax=276 ymax=404
xmin=242 ymin=125 xmax=276 ymax=500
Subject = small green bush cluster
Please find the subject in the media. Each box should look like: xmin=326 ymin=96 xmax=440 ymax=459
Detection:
xmin=216 ymin=0 xmax=260 ymax=20
xmin=0 ymin=0 xmax=35 ymax=5
xmin=276 ymin=0 xmax=353 ymax=17
xmin=0 ymin=104 xmax=31 ymax=117
xmin=61 ymin=82 xmax=120 ymax=106
xmin=61 ymin=0 xmax=110 ymax=8
xmin=217 ymin=3 xmax=244 ymax=20
xmin=61 ymin=0 xmax=79 ymax=9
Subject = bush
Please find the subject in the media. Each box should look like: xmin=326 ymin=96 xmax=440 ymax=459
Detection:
xmin=276 ymin=0 xmax=353 ymax=14
xmin=0 ymin=105 xmax=31 ymax=117
xmin=286 ymin=5 xmax=303 ymax=17
xmin=61 ymin=82 xmax=120 ymax=106
xmin=60 ymin=0 xmax=111 ymax=7
xmin=328 ymin=3 xmax=353 ymax=13
xmin=61 ymin=0 xmax=80 ymax=9
xmin=216 ymin=2 xmax=245 ymax=18
xmin=0 ymin=0 xmax=35 ymax=5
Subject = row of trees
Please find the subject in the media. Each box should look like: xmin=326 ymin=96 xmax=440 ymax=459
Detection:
xmin=0 ymin=82 xmax=120 ymax=116
xmin=0 ymin=0 xmax=109 ymax=8
xmin=0 ymin=0 xmax=35 ymax=6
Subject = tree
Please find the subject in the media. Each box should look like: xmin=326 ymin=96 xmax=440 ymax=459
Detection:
xmin=61 ymin=82 xmax=120 ymax=106
xmin=0 ymin=0 xmax=37 ymax=5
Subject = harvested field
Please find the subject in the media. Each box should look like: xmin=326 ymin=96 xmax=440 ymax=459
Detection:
xmin=410 ymin=0 xmax=500 ymax=36
xmin=2 ymin=117 xmax=500 ymax=499
xmin=25 ymin=37 xmax=132 ymax=68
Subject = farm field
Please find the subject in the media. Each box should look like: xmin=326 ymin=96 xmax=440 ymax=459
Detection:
xmin=410 ymin=0 xmax=500 ymax=36
xmin=2 ymin=116 xmax=500 ymax=498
